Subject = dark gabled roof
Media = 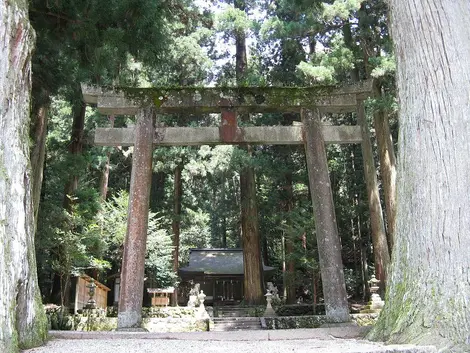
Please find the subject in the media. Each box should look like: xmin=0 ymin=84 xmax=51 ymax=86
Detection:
xmin=179 ymin=248 xmax=274 ymax=276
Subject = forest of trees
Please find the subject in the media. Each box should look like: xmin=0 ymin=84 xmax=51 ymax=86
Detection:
xmin=1 ymin=0 xmax=469 ymax=352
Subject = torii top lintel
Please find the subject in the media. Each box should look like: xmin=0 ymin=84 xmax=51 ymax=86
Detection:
xmin=81 ymin=80 xmax=373 ymax=115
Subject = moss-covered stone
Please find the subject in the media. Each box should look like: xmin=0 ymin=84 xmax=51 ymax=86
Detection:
xmin=264 ymin=315 xmax=327 ymax=329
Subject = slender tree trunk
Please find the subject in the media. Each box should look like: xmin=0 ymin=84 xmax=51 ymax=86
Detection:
xmin=234 ymin=0 xmax=247 ymax=85
xmin=285 ymin=238 xmax=296 ymax=304
xmin=344 ymin=19 xmax=391 ymax=288
xmin=369 ymin=1 xmax=470 ymax=350
xmin=372 ymin=91 xmax=397 ymax=251
xmin=343 ymin=21 xmax=360 ymax=82
xmin=57 ymin=98 xmax=86 ymax=308
xmin=312 ymin=272 xmax=318 ymax=314
xmin=150 ymin=171 xmax=166 ymax=212
xmin=356 ymin=6 xmax=399 ymax=254
xmin=357 ymin=101 xmax=390 ymax=291
xmin=171 ymin=165 xmax=182 ymax=306
xmin=284 ymin=173 xmax=296 ymax=304
xmin=221 ymin=172 xmax=227 ymax=248
xmin=62 ymin=100 xmax=86 ymax=212
xmin=0 ymin=2 xmax=47 ymax=351
xmin=99 ymin=152 xmax=111 ymax=201
xmin=235 ymin=0 xmax=263 ymax=304
xmin=281 ymin=233 xmax=287 ymax=299
xmin=360 ymin=233 xmax=369 ymax=302
xmin=240 ymin=161 xmax=264 ymax=304
xmin=99 ymin=117 xmax=115 ymax=201
xmin=31 ymin=103 xmax=49 ymax=227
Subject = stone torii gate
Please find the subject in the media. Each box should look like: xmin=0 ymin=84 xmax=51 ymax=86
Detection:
xmin=82 ymin=80 xmax=377 ymax=328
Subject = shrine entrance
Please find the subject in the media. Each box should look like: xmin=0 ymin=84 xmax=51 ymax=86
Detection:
xmin=82 ymin=80 xmax=375 ymax=329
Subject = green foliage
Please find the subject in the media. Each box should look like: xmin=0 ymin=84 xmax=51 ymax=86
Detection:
xmin=36 ymin=98 xmax=106 ymax=301
xmin=297 ymin=61 xmax=335 ymax=83
xmin=323 ymin=0 xmax=364 ymax=20
xmin=91 ymin=191 xmax=177 ymax=288
xmin=370 ymin=55 xmax=396 ymax=78
xmin=216 ymin=5 xmax=253 ymax=38
xmin=146 ymin=221 xmax=177 ymax=288
xmin=297 ymin=34 xmax=356 ymax=83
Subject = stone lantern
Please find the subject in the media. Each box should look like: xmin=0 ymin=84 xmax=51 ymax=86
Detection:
xmin=263 ymin=291 xmax=277 ymax=317
xmin=360 ymin=275 xmax=384 ymax=313
xmin=86 ymin=278 xmax=97 ymax=310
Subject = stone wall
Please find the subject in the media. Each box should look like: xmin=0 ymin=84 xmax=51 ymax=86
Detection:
xmin=263 ymin=314 xmax=379 ymax=330
xmin=46 ymin=306 xmax=210 ymax=332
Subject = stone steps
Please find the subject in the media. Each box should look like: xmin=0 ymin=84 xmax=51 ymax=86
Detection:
xmin=215 ymin=307 xmax=257 ymax=318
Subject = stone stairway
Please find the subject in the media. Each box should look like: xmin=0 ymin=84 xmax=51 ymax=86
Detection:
xmin=215 ymin=306 xmax=256 ymax=318
xmin=211 ymin=317 xmax=262 ymax=331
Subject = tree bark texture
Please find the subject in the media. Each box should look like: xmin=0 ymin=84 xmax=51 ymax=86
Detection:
xmin=357 ymin=101 xmax=390 ymax=289
xmin=171 ymin=165 xmax=182 ymax=306
xmin=0 ymin=2 xmax=47 ymax=351
xmin=302 ymin=108 xmax=350 ymax=322
xmin=30 ymin=104 xmax=49 ymax=228
xmin=118 ymin=107 xmax=154 ymax=328
xmin=240 ymin=163 xmax=264 ymax=304
xmin=373 ymin=102 xmax=397 ymax=251
xmin=235 ymin=0 xmax=264 ymax=304
xmin=369 ymin=1 xmax=470 ymax=350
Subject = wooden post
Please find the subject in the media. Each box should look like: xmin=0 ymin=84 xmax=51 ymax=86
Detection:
xmin=356 ymin=101 xmax=390 ymax=291
xmin=118 ymin=106 xmax=155 ymax=329
xmin=301 ymin=108 xmax=350 ymax=322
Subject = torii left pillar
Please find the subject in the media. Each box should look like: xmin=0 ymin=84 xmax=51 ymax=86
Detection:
xmin=118 ymin=106 xmax=155 ymax=329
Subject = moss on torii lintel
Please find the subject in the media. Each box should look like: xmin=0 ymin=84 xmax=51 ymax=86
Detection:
xmin=82 ymin=80 xmax=373 ymax=113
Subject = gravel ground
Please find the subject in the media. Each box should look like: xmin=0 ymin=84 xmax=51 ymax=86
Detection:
xmin=22 ymin=338 xmax=436 ymax=353
xmin=22 ymin=330 xmax=437 ymax=353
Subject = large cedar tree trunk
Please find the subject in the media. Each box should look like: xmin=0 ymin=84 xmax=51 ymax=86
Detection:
xmin=0 ymin=2 xmax=47 ymax=351
xmin=235 ymin=0 xmax=264 ymax=304
xmin=369 ymin=1 xmax=470 ymax=350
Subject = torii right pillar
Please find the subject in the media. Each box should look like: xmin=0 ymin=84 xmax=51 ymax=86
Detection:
xmin=301 ymin=107 xmax=350 ymax=322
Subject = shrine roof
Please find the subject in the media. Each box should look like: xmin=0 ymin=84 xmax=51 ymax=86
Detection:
xmin=179 ymin=248 xmax=274 ymax=276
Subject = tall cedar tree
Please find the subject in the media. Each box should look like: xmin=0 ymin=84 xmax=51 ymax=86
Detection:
xmin=0 ymin=0 xmax=47 ymax=351
xmin=369 ymin=1 xmax=470 ymax=350
xmin=234 ymin=0 xmax=265 ymax=305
